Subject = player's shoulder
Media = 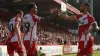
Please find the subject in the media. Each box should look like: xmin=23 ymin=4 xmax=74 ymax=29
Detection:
xmin=88 ymin=14 xmax=94 ymax=18
xmin=87 ymin=14 xmax=95 ymax=20
xmin=9 ymin=17 xmax=14 ymax=22
xmin=75 ymin=14 xmax=83 ymax=19
xmin=24 ymin=14 xmax=31 ymax=19
xmin=24 ymin=14 xmax=30 ymax=16
xmin=24 ymin=14 xmax=31 ymax=17
xmin=77 ymin=14 xmax=83 ymax=16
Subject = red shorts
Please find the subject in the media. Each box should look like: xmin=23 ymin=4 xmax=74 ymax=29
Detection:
xmin=78 ymin=35 xmax=94 ymax=56
xmin=24 ymin=40 xmax=37 ymax=56
xmin=7 ymin=41 xmax=23 ymax=54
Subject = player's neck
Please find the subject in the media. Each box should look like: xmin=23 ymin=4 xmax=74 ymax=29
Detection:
xmin=83 ymin=11 xmax=89 ymax=15
xmin=29 ymin=11 xmax=36 ymax=15
xmin=15 ymin=15 xmax=19 ymax=18
xmin=30 ymin=12 xmax=34 ymax=14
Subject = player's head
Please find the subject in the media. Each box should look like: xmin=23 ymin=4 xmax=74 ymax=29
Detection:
xmin=27 ymin=2 xmax=37 ymax=14
xmin=14 ymin=10 xmax=23 ymax=18
xmin=40 ymin=47 xmax=42 ymax=50
xmin=80 ymin=3 xmax=90 ymax=12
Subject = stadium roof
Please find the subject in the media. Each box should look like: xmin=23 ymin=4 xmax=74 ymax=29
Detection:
xmin=54 ymin=0 xmax=81 ymax=14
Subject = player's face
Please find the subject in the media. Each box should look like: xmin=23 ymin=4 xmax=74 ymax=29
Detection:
xmin=80 ymin=4 xmax=85 ymax=12
xmin=19 ymin=11 xmax=24 ymax=19
xmin=21 ymin=12 xmax=24 ymax=16
xmin=31 ymin=5 xmax=38 ymax=14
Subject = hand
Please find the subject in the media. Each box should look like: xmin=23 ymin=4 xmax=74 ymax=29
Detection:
xmin=95 ymin=27 xmax=100 ymax=31
xmin=18 ymin=38 xmax=23 ymax=45
xmin=91 ymin=27 xmax=100 ymax=32
xmin=50 ymin=8 xmax=61 ymax=15
xmin=90 ymin=22 xmax=100 ymax=32
xmin=30 ymin=41 xmax=33 ymax=47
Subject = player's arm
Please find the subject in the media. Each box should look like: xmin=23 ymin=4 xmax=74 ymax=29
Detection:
xmin=50 ymin=8 xmax=77 ymax=21
xmin=89 ymin=21 xmax=100 ymax=32
xmin=58 ymin=13 xmax=77 ymax=21
xmin=88 ymin=15 xmax=100 ymax=32
xmin=14 ymin=21 xmax=22 ymax=43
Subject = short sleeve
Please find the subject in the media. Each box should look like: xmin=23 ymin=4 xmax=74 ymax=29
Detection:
xmin=32 ymin=15 xmax=40 ymax=22
xmin=24 ymin=15 xmax=27 ymax=20
xmin=35 ymin=15 xmax=41 ymax=21
xmin=88 ymin=15 xmax=95 ymax=24
xmin=75 ymin=15 xmax=82 ymax=20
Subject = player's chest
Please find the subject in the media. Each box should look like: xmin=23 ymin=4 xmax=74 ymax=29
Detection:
xmin=9 ymin=19 xmax=15 ymax=25
xmin=24 ymin=18 xmax=36 ymax=27
xmin=9 ymin=19 xmax=21 ymax=26
xmin=78 ymin=15 xmax=89 ymax=26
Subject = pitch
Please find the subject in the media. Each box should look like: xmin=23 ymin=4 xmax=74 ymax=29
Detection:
xmin=64 ymin=51 xmax=100 ymax=56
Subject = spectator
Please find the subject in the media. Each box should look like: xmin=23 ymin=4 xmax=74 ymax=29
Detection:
xmin=38 ymin=47 xmax=46 ymax=56
xmin=0 ymin=19 xmax=78 ymax=45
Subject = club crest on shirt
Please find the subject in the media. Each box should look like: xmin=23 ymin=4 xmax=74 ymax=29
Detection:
xmin=78 ymin=15 xmax=88 ymax=26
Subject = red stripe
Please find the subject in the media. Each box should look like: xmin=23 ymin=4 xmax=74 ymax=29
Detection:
xmin=30 ymin=23 xmax=36 ymax=44
xmin=30 ymin=14 xmax=37 ymax=46
xmin=15 ymin=17 xmax=21 ymax=26
xmin=15 ymin=17 xmax=18 ymax=22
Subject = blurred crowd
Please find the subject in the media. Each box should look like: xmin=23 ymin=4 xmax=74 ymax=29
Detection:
xmin=0 ymin=19 xmax=78 ymax=45
xmin=0 ymin=20 xmax=9 ymax=45
xmin=37 ymin=27 xmax=78 ymax=45
xmin=37 ymin=20 xmax=78 ymax=45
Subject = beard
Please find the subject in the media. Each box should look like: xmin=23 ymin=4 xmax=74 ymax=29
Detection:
xmin=80 ymin=9 xmax=84 ymax=12
xmin=32 ymin=11 xmax=37 ymax=14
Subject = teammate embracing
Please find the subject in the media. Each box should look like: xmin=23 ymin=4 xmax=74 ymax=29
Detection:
xmin=7 ymin=10 xmax=24 ymax=56
xmin=51 ymin=3 xmax=99 ymax=56
xmin=23 ymin=2 xmax=41 ymax=56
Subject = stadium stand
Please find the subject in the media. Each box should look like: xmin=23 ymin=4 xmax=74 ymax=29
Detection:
xmin=0 ymin=19 xmax=78 ymax=45
xmin=0 ymin=18 xmax=99 ymax=45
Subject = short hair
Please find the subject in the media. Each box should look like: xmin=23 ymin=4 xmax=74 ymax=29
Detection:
xmin=40 ymin=47 xmax=42 ymax=50
xmin=14 ymin=10 xmax=22 ymax=16
xmin=27 ymin=2 xmax=36 ymax=10
xmin=83 ymin=2 xmax=90 ymax=8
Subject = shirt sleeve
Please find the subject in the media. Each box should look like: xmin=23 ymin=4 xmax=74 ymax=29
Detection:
xmin=35 ymin=15 xmax=41 ymax=21
xmin=88 ymin=15 xmax=95 ymax=24
xmin=75 ymin=15 xmax=82 ymax=20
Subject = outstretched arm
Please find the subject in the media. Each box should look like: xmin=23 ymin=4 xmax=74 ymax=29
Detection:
xmin=58 ymin=13 xmax=77 ymax=21
xmin=14 ymin=19 xmax=22 ymax=44
xmin=50 ymin=8 xmax=77 ymax=21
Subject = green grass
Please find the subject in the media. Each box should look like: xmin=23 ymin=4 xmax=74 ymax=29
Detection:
xmin=93 ymin=51 xmax=100 ymax=56
xmin=64 ymin=54 xmax=76 ymax=56
xmin=64 ymin=51 xmax=100 ymax=56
